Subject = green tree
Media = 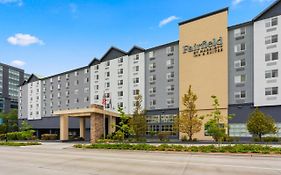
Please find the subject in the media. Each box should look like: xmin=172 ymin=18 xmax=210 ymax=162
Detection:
xmin=115 ymin=107 xmax=133 ymax=141
xmin=20 ymin=121 xmax=33 ymax=132
xmin=247 ymin=108 xmax=277 ymax=141
xmin=130 ymin=94 xmax=147 ymax=140
xmin=174 ymin=85 xmax=202 ymax=141
xmin=0 ymin=109 xmax=19 ymax=142
xmin=204 ymin=96 xmax=229 ymax=144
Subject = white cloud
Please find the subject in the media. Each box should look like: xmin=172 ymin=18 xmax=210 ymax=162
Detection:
xmin=0 ymin=0 xmax=23 ymax=6
xmin=10 ymin=60 xmax=26 ymax=68
xmin=232 ymin=0 xmax=244 ymax=6
xmin=159 ymin=16 xmax=179 ymax=27
xmin=7 ymin=33 xmax=44 ymax=46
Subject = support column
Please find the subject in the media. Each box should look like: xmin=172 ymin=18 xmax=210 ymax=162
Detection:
xmin=90 ymin=113 xmax=104 ymax=143
xmin=108 ymin=116 xmax=116 ymax=134
xmin=80 ymin=117 xmax=86 ymax=139
xmin=60 ymin=115 xmax=69 ymax=141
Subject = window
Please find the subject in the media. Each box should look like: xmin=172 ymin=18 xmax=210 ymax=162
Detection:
xmin=118 ymin=102 xmax=123 ymax=108
xmin=66 ymin=74 xmax=69 ymax=79
xmin=265 ymin=52 xmax=279 ymax=62
xmin=75 ymin=71 xmax=79 ymax=76
xmin=167 ymin=72 xmax=175 ymax=79
xmin=265 ymin=69 xmax=278 ymax=79
xmin=118 ymin=80 xmax=123 ymax=86
xmin=167 ymin=85 xmax=175 ymax=92
xmin=150 ymin=99 xmax=156 ymax=106
xmin=234 ymin=27 xmax=246 ymax=38
xmin=105 ymin=72 xmax=110 ymax=77
xmin=106 ymin=61 xmax=110 ymax=67
xmin=167 ymin=98 xmax=174 ymax=105
xmin=149 ymin=75 xmax=156 ymax=82
xmin=118 ymin=69 xmax=123 ymax=75
xmin=118 ymin=57 xmax=123 ymax=63
xmin=149 ymin=87 xmax=156 ymax=94
xmin=167 ymin=59 xmax=174 ymax=66
xmin=235 ymin=74 xmax=246 ymax=83
xmin=58 ymin=76 xmax=61 ymax=81
xmin=84 ymin=87 xmax=89 ymax=93
xmin=58 ymin=92 xmax=61 ymax=97
xmin=84 ymin=97 xmax=89 ymax=102
xmin=95 ymin=74 xmax=99 ymax=80
xmin=43 ymin=80 xmax=46 ymax=85
xmin=66 ymin=82 xmax=70 ymax=88
xmin=65 ymin=91 xmax=70 ymax=96
xmin=94 ymin=85 xmax=99 ymax=90
xmin=74 ymin=89 xmax=79 ymax=94
xmin=50 ymin=86 xmax=53 ymax=91
xmin=234 ymin=59 xmax=246 ymax=68
xmin=84 ymin=69 xmax=89 ymax=74
xmin=84 ymin=77 xmax=89 ymax=83
xmin=166 ymin=46 xmax=174 ymax=55
xmin=94 ymin=65 xmax=99 ymax=70
xmin=94 ymin=95 xmax=99 ymax=100
xmin=75 ymin=80 xmax=79 ymax=85
xmin=149 ymin=63 xmax=156 ymax=70
xmin=149 ymin=51 xmax=154 ymax=58
xmin=265 ymin=87 xmax=278 ymax=96
xmin=133 ymin=78 xmax=139 ymax=84
xmin=134 ymin=66 xmax=139 ymax=72
xmin=105 ymin=82 xmax=110 ymax=88
xmin=265 ymin=17 xmax=278 ymax=27
xmin=133 ymin=89 xmax=140 ymax=95
xmin=135 ymin=54 xmax=139 ymax=61
xmin=234 ymin=43 xmax=246 ymax=52
xmin=118 ymin=91 xmax=123 ymax=97
xmin=58 ymin=84 xmax=61 ymax=89
xmin=265 ymin=35 xmax=278 ymax=44
xmin=234 ymin=91 xmax=246 ymax=99
xmin=105 ymin=93 xmax=110 ymax=98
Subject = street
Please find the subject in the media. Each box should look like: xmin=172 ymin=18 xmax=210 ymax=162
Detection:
xmin=0 ymin=143 xmax=281 ymax=175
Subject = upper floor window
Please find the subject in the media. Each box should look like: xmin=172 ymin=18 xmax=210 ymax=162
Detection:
xmin=149 ymin=75 xmax=156 ymax=83
xmin=234 ymin=43 xmax=246 ymax=53
xmin=166 ymin=72 xmax=175 ymax=80
xmin=234 ymin=91 xmax=246 ymax=99
xmin=234 ymin=74 xmax=246 ymax=84
xmin=234 ymin=59 xmax=246 ymax=68
xmin=265 ymin=52 xmax=279 ymax=62
xmin=118 ymin=68 xmax=123 ymax=75
xmin=133 ymin=66 xmax=139 ymax=72
xmin=149 ymin=51 xmax=154 ymax=58
xmin=133 ymin=89 xmax=140 ymax=95
xmin=134 ymin=54 xmax=139 ymax=61
xmin=149 ymin=63 xmax=156 ymax=70
xmin=265 ymin=87 xmax=278 ymax=96
xmin=84 ymin=69 xmax=89 ymax=74
xmin=66 ymin=74 xmax=69 ymax=79
xmin=234 ymin=27 xmax=246 ymax=38
xmin=118 ymin=80 xmax=123 ymax=86
xmin=133 ymin=77 xmax=139 ymax=84
xmin=265 ymin=35 xmax=278 ymax=45
xmin=50 ymin=78 xmax=53 ymax=83
xmin=167 ymin=59 xmax=174 ymax=66
xmin=106 ymin=61 xmax=110 ymax=67
xmin=118 ymin=57 xmax=123 ymax=63
xmin=105 ymin=72 xmax=110 ymax=77
xmin=118 ymin=91 xmax=123 ymax=97
xmin=265 ymin=17 xmax=278 ymax=28
xmin=166 ymin=46 xmax=174 ymax=55
xmin=58 ymin=76 xmax=61 ymax=81
xmin=265 ymin=69 xmax=278 ymax=79
xmin=94 ymin=65 xmax=99 ymax=70
xmin=75 ymin=71 xmax=79 ymax=76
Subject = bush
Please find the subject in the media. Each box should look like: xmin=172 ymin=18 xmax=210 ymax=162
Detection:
xmin=181 ymin=135 xmax=188 ymax=142
xmin=41 ymin=134 xmax=58 ymax=140
xmin=263 ymin=137 xmax=279 ymax=142
xmin=112 ymin=130 xmax=125 ymax=141
xmin=0 ymin=131 xmax=35 ymax=141
xmin=158 ymin=132 xmax=170 ymax=142
xmin=0 ymin=142 xmax=41 ymax=146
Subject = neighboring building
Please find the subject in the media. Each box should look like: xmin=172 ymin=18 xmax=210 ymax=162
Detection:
xmin=19 ymin=0 xmax=281 ymax=140
xmin=0 ymin=62 xmax=28 ymax=113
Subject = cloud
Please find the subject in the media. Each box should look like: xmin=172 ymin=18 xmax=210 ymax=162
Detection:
xmin=0 ymin=0 xmax=23 ymax=6
xmin=10 ymin=60 xmax=26 ymax=68
xmin=232 ymin=0 xmax=244 ymax=6
xmin=159 ymin=16 xmax=179 ymax=27
xmin=7 ymin=33 xmax=44 ymax=46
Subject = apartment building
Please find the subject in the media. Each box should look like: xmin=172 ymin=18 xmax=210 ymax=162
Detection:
xmin=0 ymin=62 xmax=30 ymax=113
xmin=19 ymin=0 xmax=281 ymax=140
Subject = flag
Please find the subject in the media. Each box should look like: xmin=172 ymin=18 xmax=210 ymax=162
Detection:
xmin=102 ymin=93 xmax=106 ymax=106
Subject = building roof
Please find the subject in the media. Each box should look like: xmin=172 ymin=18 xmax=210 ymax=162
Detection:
xmin=127 ymin=46 xmax=145 ymax=55
xmin=253 ymin=0 xmax=281 ymax=21
xmin=178 ymin=7 xmax=229 ymax=26
xmin=146 ymin=40 xmax=179 ymax=51
xmin=228 ymin=21 xmax=253 ymax=30
xmin=88 ymin=57 xmax=100 ymax=66
xmin=100 ymin=46 xmax=127 ymax=62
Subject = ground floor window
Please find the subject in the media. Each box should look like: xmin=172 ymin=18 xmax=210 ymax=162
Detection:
xmin=146 ymin=114 xmax=177 ymax=136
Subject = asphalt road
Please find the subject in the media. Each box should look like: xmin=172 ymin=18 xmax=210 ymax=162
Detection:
xmin=0 ymin=143 xmax=281 ymax=175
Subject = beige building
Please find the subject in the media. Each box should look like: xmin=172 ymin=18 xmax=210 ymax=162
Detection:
xmin=178 ymin=8 xmax=229 ymax=140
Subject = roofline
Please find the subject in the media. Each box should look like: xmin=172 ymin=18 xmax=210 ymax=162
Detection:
xmin=100 ymin=46 xmax=127 ymax=62
xmin=146 ymin=40 xmax=179 ymax=51
xmin=178 ymin=7 xmax=229 ymax=26
xmin=128 ymin=45 xmax=145 ymax=55
xmin=40 ymin=65 xmax=89 ymax=80
xmin=253 ymin=0 xmax=281 ymax=21
xmin=0 ymin=62 xmax=24 ymax=72
xmin=228 ymin=21 xmax=253 ymax=30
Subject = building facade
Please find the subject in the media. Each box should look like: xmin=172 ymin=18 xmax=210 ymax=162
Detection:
xmin=19 ymin=0 xmax=281 ymax=139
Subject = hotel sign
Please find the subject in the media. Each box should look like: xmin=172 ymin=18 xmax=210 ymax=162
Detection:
xmin=183 ymin=37 xmax=223 ymax=57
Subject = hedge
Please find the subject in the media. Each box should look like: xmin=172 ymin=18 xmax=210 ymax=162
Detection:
xmin=0 ymin=142 xmax=41 ymax=146
xmin=74 ymin=143 xmax=281 ymax=154
xmin=0 ymin=130 xmax=35 ymax=141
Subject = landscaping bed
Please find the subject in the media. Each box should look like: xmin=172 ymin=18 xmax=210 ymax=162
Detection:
xmin=74 ymin=143 xmax=281 ymax=154
xmin=0 ymin=142 xmax=41 ymax=146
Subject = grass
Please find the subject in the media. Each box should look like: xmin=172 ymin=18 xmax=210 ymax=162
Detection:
xmin=74 ymin=143 xmax=281 ymax=154
xmin=0 ymin=142 xmax=41 ymax=146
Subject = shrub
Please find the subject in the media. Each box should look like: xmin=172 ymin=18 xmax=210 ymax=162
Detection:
xmin=41 ymin=134 xmax=58 ymax=140
xmin=112 ymin=130 xmax=125 ymax=141
xmin=263 ymin=137 xmax=279 ymax=143
xmin=0 ymin=142 xmax=41 ymax=146
xmin=181 ymin=135 xmax=188 ymax=142
xmin=0 ymin=131 xmax=35 ymax=141
xmin=158 ymin=132 xmax=170 ymax=142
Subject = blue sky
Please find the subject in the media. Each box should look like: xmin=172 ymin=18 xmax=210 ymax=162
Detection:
xmin=0 ymin=0 xmax=276 ymax=76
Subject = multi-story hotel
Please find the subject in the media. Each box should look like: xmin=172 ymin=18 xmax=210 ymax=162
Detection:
xmin=19 ymin=0 xmax=281 ymax=140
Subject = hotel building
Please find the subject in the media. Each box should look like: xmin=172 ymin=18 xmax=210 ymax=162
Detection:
xmin=19 ymin=0 xmax=281 ymax=140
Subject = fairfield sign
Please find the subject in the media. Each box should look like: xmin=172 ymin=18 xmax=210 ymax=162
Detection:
xmin=182 ymin=37 xmax=223 ymax=57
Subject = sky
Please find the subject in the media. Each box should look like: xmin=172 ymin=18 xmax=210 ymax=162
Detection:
xmin=0 ymin=0 xmax=276 ymax=76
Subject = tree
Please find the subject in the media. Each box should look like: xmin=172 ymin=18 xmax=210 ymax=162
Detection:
xmin=204 ymin=96 xmax=229 ymax=144
xmin=174 ymin=85 xmax=202 ymax=141
xmin=115 ymin=107 xmax=133 ymax=141
xmin=20 ymin=121 xmax=33 ymax=132
xmin=130 ymin=94 xmax=147 ymax=140
xmin=247 ymin=108 xmax=277 ymax=141
xmin=0 ymin=109 xmax=19 ymax=142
